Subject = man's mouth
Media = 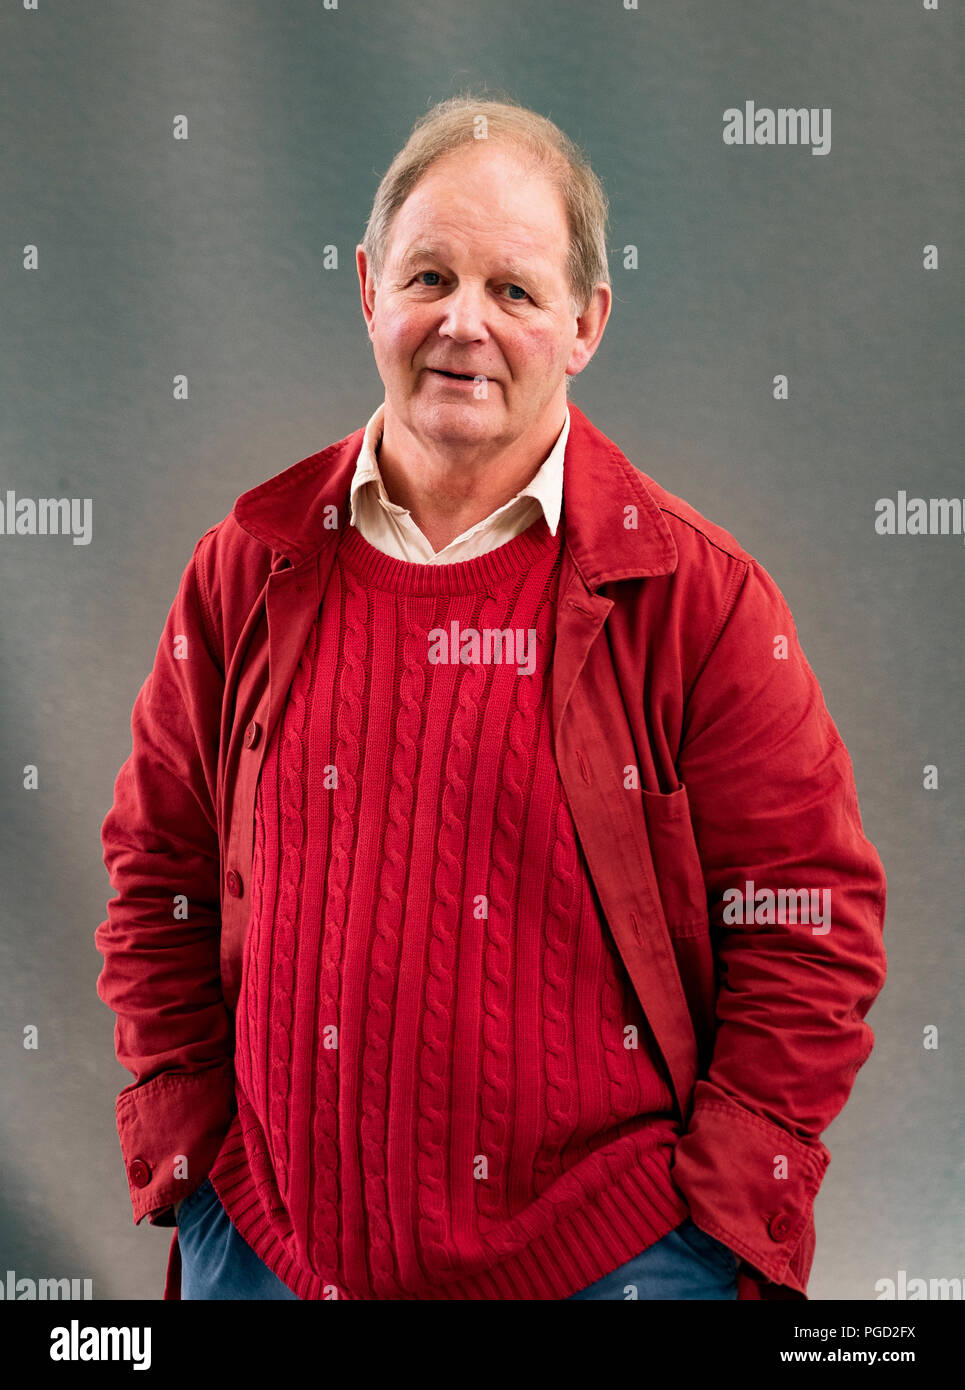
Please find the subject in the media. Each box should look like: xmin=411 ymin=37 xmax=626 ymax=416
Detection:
xmin=430 ymin=368 xmax=477 ymax=380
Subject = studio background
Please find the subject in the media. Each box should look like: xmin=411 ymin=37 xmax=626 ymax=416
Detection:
xmin=1 ymin=0 xmax=961 ymax=1300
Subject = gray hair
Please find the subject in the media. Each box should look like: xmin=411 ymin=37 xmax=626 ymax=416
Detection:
xmin=360 ymin=91 xmax=611 ymax=321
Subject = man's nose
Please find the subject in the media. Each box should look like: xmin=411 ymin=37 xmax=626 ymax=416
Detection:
xmin=437 ymin=283 xmax=489 ymax=340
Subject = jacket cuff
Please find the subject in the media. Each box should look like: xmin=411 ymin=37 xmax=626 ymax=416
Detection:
xmin=115 ymin=1061 xmax=236 ymax=1225
xmin=670 ymin=1081 xmax=830 ymax=1291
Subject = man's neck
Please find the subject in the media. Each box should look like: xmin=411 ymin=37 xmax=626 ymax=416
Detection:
xmin=375 ymin=406 xmax=566 ymax=554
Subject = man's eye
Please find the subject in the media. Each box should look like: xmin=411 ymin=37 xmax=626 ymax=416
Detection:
xmin=412 ymin=273 xmax=528 ymax=300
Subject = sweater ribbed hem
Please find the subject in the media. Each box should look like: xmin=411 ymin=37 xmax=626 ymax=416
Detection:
xmin=208 ymin=1112 xmax=690 ymax=1300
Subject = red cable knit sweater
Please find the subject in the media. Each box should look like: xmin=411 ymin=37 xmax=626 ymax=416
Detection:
xmin=207 ymin=512 xmax=690 ymax=1298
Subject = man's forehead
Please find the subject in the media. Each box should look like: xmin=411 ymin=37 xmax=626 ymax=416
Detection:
xmin=385 ymin=154 xmax=569 ymax=280
xmin=395 ymin=241 xmax=550 ymax=277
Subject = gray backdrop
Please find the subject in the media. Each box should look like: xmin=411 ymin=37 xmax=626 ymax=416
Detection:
xmin=1 ymin=0 xmax=962 ymax=1301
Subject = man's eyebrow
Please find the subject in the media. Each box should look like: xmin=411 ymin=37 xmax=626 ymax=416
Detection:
xmin=396 ymin=245 xmax=547 ymax=286
xmin=397 ymin=245 xmax=442 ymax=273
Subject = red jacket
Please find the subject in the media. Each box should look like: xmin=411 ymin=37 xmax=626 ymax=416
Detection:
xmin=95 ymin=400 xmax=887 ymax=1300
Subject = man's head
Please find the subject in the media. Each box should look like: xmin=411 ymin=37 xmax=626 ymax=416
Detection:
xmin=356 ymin=95 xmax=612 ymax=462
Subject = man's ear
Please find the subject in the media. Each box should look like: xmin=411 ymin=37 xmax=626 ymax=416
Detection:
xmin=356 ymin=246 xmax=377 ymax=338
xmin=565 ymin=283 xmax=612 ymax=380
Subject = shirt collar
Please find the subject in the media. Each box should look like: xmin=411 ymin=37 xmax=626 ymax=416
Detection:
xmin=348 ymin=400 xmax=568 ymax=539
xmin=231 ymin=400 xmax=679 ymax=585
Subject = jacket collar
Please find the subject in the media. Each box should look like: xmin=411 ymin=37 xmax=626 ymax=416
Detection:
xmin=232 ymin=400 xmax=677 ymax=588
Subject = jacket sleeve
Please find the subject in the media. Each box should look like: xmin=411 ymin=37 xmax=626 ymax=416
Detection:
xmin=668 ymin=555 xmax=887 ymax=1292
xmin=94 ymin=528 xmax=236 ymax=1226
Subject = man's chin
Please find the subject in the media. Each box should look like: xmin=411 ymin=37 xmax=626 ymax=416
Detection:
xmin=408 ymin=400 xmax=505 ymax=442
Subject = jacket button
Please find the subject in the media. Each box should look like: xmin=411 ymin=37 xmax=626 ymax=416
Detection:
xmin=226 ymin=869 xmax=243 ymax=897
xmin=244 ymin=720 xmax=261 ymax=749
xmin=129 ymin=1158 xmax=151 ymax=1188
xmin=768 ymin=1213 xmax=792 ymax=1242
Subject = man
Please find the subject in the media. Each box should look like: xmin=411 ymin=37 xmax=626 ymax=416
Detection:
xmin=95 ymin=95 xmax=887 ymax=1301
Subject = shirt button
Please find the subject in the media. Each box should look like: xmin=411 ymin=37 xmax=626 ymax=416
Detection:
xmin=244 ymin=720 xmax=261 ymax=749
xmin=129 ymin=1158 xmax=151 ymax=1188
xmin=768 ymin=1213 xmax=792 ymax=1242
xmin=225 ymin=869 xmax=243 ymax=897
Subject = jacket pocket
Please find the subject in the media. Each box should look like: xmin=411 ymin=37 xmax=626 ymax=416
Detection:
xmin=640 ymin=782 xmax=709 ymax=938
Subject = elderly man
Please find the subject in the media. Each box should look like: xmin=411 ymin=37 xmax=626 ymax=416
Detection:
xmin=95 ymin=95 xmax=887 ymax=1301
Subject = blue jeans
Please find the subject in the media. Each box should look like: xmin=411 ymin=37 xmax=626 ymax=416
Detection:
xmin=177 ymin=1178 xmax=299 ymax=1300
xmin=566 ymin=1218 xmax=739 ymax=1299
xmin=177 ymin=1177 xmax=738 ymax=1300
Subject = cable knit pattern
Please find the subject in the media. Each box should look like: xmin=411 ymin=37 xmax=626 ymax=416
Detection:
xmin=235 ymin=795 xmax=265 ymax=1117
xmin=266 ymin=635 xmax=312 ymax=1199
xmin=533 ymin=793 xmax=580 ymax=1196
xmin=359 ymin=599 xmax=423 ymax=1291
xmin=208 ymin=513 xmax=692 ymax=1299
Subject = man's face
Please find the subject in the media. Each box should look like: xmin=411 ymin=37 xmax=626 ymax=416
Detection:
xmin=356 ymin=140 xmax=606 ymax=457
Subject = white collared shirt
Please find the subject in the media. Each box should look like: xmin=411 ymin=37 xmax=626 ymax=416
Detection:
xmin=348 ymin=401 xmax=568 ymax=563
